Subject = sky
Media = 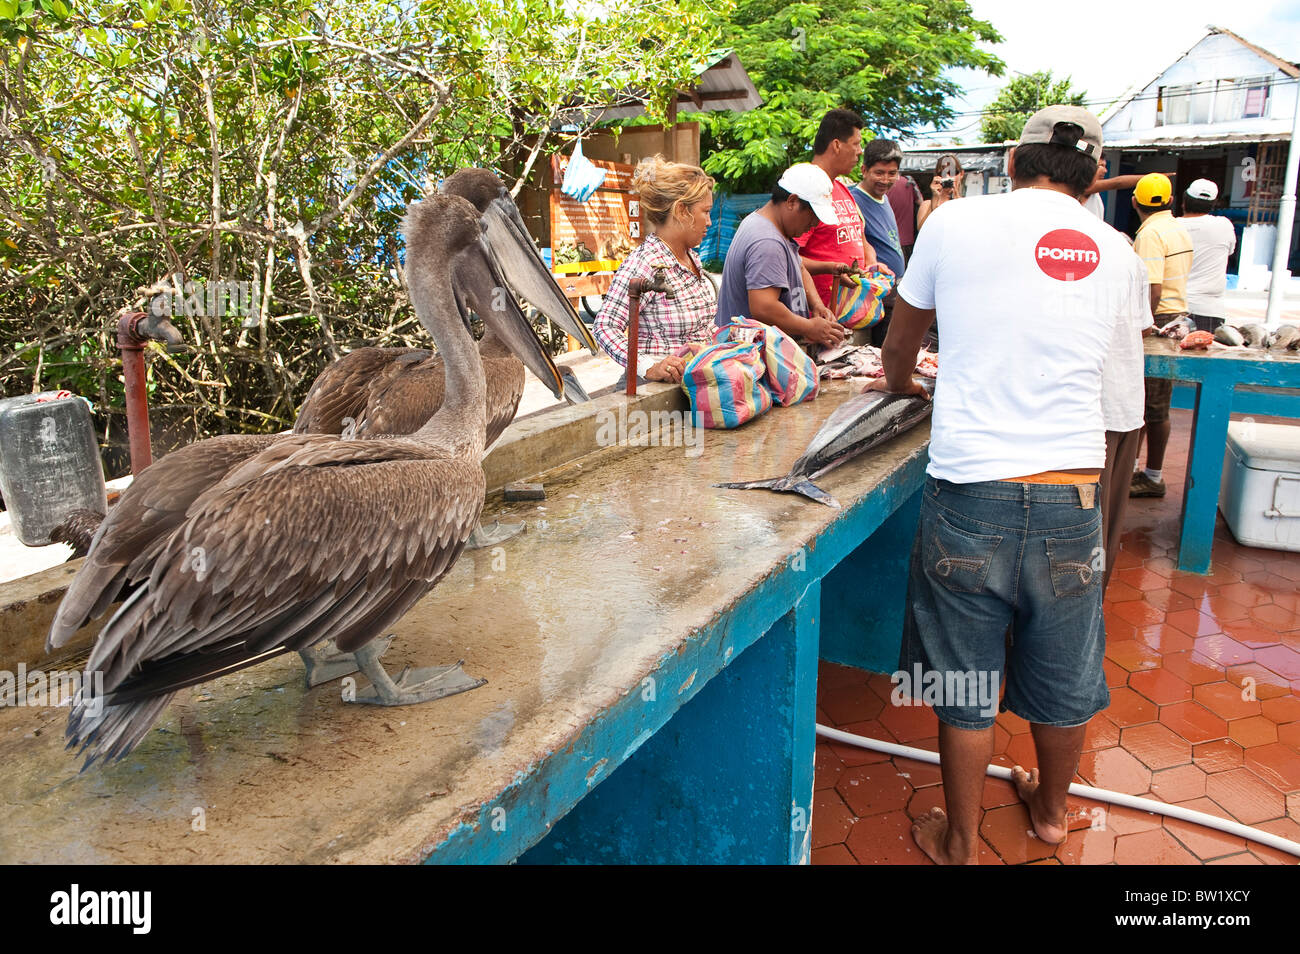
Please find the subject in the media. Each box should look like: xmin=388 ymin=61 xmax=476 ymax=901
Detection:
xmin=902 ymin=0 xmax=1300 ymax=145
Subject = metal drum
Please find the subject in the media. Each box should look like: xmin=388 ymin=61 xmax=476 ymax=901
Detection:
xmin=0 ymin=392 xmax=107 ymax=546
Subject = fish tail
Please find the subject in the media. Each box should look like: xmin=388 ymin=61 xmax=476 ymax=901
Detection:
xmin=713 ymin=478 xmax=841 ymax=509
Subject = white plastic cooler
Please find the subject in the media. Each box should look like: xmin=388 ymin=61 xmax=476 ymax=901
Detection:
xmin=1219 ymin=421 xmax=1300 ymax=553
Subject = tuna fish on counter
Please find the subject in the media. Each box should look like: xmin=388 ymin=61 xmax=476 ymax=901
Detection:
xmin=1235 ymin=323 xmax=1269 ymax=348
xmin=715 ymin=379 xmax=934 ymax=508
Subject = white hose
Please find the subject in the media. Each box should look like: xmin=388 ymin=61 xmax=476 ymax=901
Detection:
xmin=816 ymin=723 xmax=1300 ymax=858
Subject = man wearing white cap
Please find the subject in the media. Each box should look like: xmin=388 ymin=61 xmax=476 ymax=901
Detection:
xmin=715 ymin=163 xmax=848 ymax=347
xmin=1181 ymin=179 xmax=1237 ymax=331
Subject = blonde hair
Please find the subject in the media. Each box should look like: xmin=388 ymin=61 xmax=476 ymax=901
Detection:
xmin=631 ymin=154 xmax=714 ymax=228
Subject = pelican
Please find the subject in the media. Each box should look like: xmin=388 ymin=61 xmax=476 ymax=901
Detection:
xmin=295 ymin=168 xmax=598 ymax=449
xmin=49 ymin=193 xmax=559 ymax=767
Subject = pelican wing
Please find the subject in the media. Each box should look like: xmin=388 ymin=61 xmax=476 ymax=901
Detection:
xmin=48 ymin=433 xmax=281 ymax=649
xmin=293 ymin=346 xmax=430 ymax=435
xmin=83 ymin=452 xmax=484 ymax=704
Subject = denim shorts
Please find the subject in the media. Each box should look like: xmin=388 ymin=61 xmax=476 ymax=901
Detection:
xmin=898 ymin=477 xmax=1110 ymax=730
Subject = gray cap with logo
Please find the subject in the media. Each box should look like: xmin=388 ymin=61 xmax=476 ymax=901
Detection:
xmin=1018 ymin=105 xmax=1103 ymax=160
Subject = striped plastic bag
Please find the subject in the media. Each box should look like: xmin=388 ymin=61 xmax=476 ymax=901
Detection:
xmin=681 ymin=329 xmax=773 ymax=429
xmin=834 ymin=272 xmax=894 ymax=330
xmin=752 ymin=319 xmax=818 ymax=406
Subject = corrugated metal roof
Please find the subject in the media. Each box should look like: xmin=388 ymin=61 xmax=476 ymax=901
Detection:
xmin=1106 ymin=132 xmax=1291 ymax=149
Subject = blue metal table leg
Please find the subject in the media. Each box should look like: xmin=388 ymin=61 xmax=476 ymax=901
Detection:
xmin=1178 ymin=380 xmax=1231 ymax=574
xmin=519 ymin=580 xmax=822 ymax=864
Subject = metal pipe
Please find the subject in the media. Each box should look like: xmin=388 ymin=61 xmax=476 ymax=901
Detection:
xmin=624 ymin=266 xmax=673 ymax=397
xmin=1264 ymin=84 xmax=1300 ymax=327
xmin=115 ymin=308 xmax=185 ymax=475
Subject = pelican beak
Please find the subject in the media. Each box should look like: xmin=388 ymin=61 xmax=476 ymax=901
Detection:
xmin=480 ymin=196 xmax=600 ymax=355
xmin=455 ymin=235 xmax=565 ymax=400
xmin=560 ymin=367 xmax=590 ymax=404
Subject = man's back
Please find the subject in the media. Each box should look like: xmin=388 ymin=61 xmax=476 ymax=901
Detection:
xmin=1182 ymin=214 xmax=1237 ymax=319
xmin=897 ymin=188 xmax=1145 ymax=483
xmin=1134 ymin=210 xmax=1193 ymax=315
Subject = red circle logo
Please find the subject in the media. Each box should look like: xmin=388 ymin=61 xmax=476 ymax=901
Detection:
xmin=1034 ymin=229 xmax=1100 ymax=281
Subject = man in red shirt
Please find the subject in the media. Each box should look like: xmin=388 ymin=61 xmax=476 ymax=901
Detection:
xmin=796 ymin=109 xmax=871 ymax=309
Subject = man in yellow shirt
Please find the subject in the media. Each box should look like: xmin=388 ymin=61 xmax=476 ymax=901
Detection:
xmin=1131 ymin=173 xmax=1193 ymax=498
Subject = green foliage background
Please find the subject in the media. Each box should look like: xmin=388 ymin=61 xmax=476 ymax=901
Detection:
xmin=980 ymin=70 xmax=1086 ymax=143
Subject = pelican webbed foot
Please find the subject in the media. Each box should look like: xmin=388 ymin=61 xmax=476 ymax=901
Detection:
xmin=465 ymin=519 xmax=525 ymax=549
xmin=300 ymin=635 xmax=393 ymax=688
xmin=350 ymin=637 xmax=486 ymax=705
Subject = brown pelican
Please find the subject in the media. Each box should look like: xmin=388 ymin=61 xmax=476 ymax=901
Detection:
xmin=295 ymin=168 xmax=597 ymax=448
xmin=48 ymin=193 xmax=560 ymax=767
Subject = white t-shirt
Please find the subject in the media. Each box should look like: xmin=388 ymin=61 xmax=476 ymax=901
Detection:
xmin=1101 ymin=252 xmax=1154 ymax=433
xmin=1181 ymin=214 xmax=1237 ymax=319
xmin=1084 ymin=192 xmax=1105 ymax=219
xmin=897 ymin=188 xmax=1148 ymax=483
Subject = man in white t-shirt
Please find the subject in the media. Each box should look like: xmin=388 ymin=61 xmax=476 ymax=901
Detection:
xmin=867 ymin=106 xmax=1148 ymax=865
xmin=1180 ymin=179 xmax=1237 ymax=331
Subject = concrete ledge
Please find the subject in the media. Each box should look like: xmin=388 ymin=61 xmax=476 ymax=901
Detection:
xmin=0 ymin=383 xmax=690 ymax=670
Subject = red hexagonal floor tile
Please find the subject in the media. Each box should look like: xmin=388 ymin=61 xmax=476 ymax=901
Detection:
xmin=1112 ymin=600 xmax=1169 ymax=628
xmin=1261 ymin=695 xmax=1300 ymax=723
xmin=1204 ymin=768 xmax=1286 ymax=825
xmin=1161 ymin=815 xmax=1248 ymax=862
xmin=1083 ymin=715 xmax=1121 ymax=752
xmin=811 ymin=844 xmax=857 ymax=864
xmin=1228 ymin=715 xmax=1279 ymax=749
xmin=1255 ymin=646 xmax=1300 ymax=682
xmin=1114 ymin=828 xmax=1200 ymax=864
xmin=1166 ymin=609 xmax=1225 ymax=638
xmin=1192 ymin=738 xmax=1245 ymax=773
xmin=1150 ymin=762 xmax=1207 ymax=802
xmin=821 ymin=719 xmax=895 ymax=766
xmin=1192 ymin=634 xmax=1254 ymax=668
xmin=980 ymin=803 xmax=1058 ymax=864
xmin=875 ymin=699 xmax=939 ymax=744
xmin=1225 ymin=662 xmax=1292 ymax=701
xmin=815 ymin=742 xmax=845 ymax=791
xmin=1194 ymin=681 xmax=1262 ymax=721
xmin=1129 ymin=667 xmax=1193 ymax=705
xmin=1244 ymin=741 xmax=1300 ymax=793
xmin=1160 ymin=652 xmax=1224 ymax=686
xmin=1078 ymin=746 xmax=1152 ymax=795
xmin=893 ymin=755 xmax=943 ymax=789
xmin=820 ymin=683 xmax=886 ymax=727
xmin=1135 ymin=625 xmax=1195 ymax=655
xmin=836 ymin=761 xmax=913 ymax=818
xmin=1104 ymin=687 xmax=1159 ymax=727
xmin=1121 ymin=722 xmax=1193 ymax=771
xmin=1162 ymin=701 xmax=1229 ymax=745
xmin=1279 ymin=721 xmax=1300 ymax=749
xmin=1106 ymin=639 xmax=1164 ymax=673
xmin=844 ymin=808 xmax=934 ymax=865
xmin=811 ymin=789 xmax=856 ymax=849
xmin=1218 ymin=581 xmax=1274 ymax=609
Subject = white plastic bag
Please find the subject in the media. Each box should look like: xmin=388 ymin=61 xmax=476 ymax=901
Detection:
xmin=561 ymin=138 xmax=606 ymax=202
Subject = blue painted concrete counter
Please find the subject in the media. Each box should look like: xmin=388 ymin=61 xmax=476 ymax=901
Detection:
xmin=0 ymin=380 xmax=928 ymax=864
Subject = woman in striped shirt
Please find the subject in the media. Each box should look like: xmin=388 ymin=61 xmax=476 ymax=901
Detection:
xmin=594 ymin=155 xmax=718 ymax=383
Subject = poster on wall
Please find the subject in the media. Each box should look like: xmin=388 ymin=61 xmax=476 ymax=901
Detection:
xmin=549 ymin=154 xmax=642 ymax=273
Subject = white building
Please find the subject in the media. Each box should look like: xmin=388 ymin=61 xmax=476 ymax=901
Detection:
xmin=1098 ymin=26 xmax=1298 ymax=288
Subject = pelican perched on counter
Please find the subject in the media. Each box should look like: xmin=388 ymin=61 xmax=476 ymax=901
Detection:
xmin=49 ymin=193 xmax=560 ymax=767
xmin=295 ymin=168 xmax=597 ymax=447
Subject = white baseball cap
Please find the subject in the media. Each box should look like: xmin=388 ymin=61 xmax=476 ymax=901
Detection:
xmin=777 ymin=163 xmax=838 ymax=224
xmin=1186 ymin=178 xmax=1219 ymax=201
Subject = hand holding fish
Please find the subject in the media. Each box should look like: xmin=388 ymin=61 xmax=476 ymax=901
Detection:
xmin=806 ymin=313 xmax=847 ymax=347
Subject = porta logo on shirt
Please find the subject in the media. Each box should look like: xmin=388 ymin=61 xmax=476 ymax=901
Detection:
xmin=1034 ymin=229 xmax=1100 ymax=281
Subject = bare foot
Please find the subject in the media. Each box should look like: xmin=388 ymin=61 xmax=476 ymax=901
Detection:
xmin=911 ymin=807 xmax=978 ymax=865
xmin=1010 ymin=765 xmax=1068 ymax=844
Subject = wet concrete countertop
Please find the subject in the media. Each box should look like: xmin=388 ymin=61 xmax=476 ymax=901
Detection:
xmin=0 ymin=380 xmax=930 ymax=864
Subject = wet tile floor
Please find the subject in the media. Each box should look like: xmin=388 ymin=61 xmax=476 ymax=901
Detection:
xmin=813 ymin=408 xmax=1300 ymax=865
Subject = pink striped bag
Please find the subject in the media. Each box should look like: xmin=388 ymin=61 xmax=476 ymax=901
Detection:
xmin=681 ymin=328 xmax=773 ymax=429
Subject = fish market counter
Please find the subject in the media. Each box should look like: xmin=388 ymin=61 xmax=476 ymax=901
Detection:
xmin=1143 ymin=338 xmax=1300 ymax=574
xmin=0 ymin=381 xmax=928 ymax=864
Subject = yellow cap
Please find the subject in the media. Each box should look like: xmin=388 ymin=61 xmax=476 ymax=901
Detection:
xmin=1134 ymin=173 xmax=1172 ymax=207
